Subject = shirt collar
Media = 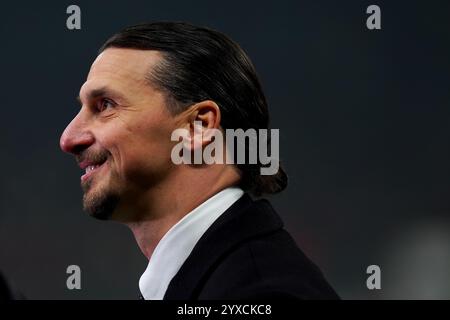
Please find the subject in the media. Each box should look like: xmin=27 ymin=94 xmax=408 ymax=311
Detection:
xmin=138 ymin=187 xmax=244 ymax=300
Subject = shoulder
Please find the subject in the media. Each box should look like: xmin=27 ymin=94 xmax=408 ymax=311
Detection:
xmin=198 ymin=229 xmax=339 ymax=300
xmin=166 ymin=194 xmax=339 ymax=300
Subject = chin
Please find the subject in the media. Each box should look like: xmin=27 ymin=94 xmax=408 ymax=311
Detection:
xmin=83 ymin=187 xmax=120 ymax=221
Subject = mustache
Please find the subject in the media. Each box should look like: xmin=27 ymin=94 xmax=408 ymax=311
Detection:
xmin=76 ymin=149 xmax=109 ymax=165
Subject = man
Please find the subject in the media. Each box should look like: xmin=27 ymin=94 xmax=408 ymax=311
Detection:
xmin=59 ymin=22 xmax=338 ymax=300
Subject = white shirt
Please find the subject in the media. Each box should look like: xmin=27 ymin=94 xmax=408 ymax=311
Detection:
xmin=138 ymin=187 xmax=244 ymax=300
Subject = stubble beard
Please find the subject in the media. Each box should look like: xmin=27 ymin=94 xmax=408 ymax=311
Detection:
xmin=82 ymin=178 xmax=119 ymax=221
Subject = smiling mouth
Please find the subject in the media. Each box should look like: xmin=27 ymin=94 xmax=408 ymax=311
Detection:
xmin=81 ymin=161 xmax=107 ymax=182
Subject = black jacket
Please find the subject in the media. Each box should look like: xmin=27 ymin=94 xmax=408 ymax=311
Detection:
xmin=163 ymin=194 xmax=339 ymax=300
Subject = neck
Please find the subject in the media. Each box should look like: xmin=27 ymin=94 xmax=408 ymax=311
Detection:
xmin=123 ymin=165 xmax=240 ymax=259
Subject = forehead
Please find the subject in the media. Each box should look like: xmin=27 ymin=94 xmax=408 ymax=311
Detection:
xmin=80 ymin=48 xmax=162 ymax=98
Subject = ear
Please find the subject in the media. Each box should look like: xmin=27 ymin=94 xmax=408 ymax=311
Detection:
xmin=190 ymin=100 xmax=221 ymax=131
xmin=179 ymin=100 xmax=222 ymax=150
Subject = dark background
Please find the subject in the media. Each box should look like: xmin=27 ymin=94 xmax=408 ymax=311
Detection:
xmin=0 ymin=0 xmax=449 ymax=299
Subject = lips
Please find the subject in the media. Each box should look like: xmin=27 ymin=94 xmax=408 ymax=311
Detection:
xmin=80 ymin=160 xmax=107 ymax=182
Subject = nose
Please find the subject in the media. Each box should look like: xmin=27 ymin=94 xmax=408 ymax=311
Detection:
xmin=60 ymin=111 xmax=95 ymax=155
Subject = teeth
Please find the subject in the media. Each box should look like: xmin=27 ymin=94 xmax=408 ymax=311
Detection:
xmin=85 ymin=165 xmax=99 ymax=174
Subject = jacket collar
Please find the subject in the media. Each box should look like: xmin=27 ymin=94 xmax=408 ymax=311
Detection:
xmin=139 ymin=187 xmax=244 ymax=300
xmin=163 ymin=193 xmax=284 ymax=300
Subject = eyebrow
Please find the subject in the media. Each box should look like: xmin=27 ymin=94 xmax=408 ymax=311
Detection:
xmin=77 ymin=86 xmax=129 ymax=105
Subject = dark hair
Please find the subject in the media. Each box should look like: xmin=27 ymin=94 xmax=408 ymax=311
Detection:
xmin=99 ymin=21 xmax=287 ymax=196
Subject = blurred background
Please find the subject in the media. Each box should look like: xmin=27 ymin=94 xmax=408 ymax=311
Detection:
xmin=0 ymin=0 xmax=449 ymax=299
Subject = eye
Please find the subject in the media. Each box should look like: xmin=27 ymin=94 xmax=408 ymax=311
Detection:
xmin=97 ymin=98 xmax=115 ymax=112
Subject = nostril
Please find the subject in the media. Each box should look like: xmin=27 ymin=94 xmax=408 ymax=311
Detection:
xmin=60 ymin=111 xmax=94 ymax=154
xmin=59 ymin=130 xmax=95 ymax=155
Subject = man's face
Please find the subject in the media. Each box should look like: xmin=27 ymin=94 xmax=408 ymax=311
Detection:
xmin=60 ymin=48 xmax=178 ymax=221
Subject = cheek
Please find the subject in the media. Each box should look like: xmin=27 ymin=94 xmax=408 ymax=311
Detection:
xmin=110 ymin=118 xmax=175 ymax=184
xmin=118 ymin=141 xmax=174 ymax=190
